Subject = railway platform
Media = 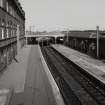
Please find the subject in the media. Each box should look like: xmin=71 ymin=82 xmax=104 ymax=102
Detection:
xmin=0 ymin=45 xmax=64 ymax=105
xmin=24 ymin=45 xmax=64 ymax=105
xmin=52 ymin=45 xmax=105 ymax=84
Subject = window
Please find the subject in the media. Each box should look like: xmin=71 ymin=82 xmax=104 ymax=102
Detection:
xmin=6 ymin=2 xmax=9 ymax=12
xmin=2 ymin=19 xmax=5 ymax=26
xmin=12 ymin=8 xmax=14 ymax=16
xmin=7 ymin=29 xmax=9 ymax=38
xmin=10 ymin=6 xmax=13 ymax=15
xmin=1 ymin=28 xmax=4 ymax=39
xmin=1 ymin=19 xmax=5 ymax=39
xmin=6 ymin=22 xmax=9 ymax=38
xmin=0 ymin=0 xmax=3 ymax=8
xmin=0 ymin=18 xmax=1 ymax=26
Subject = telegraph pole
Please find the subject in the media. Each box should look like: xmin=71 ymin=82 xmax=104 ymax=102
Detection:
xmin=96 ymin=26 xmax=99 ymax=58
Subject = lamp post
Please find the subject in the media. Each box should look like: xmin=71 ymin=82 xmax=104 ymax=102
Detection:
xmin=29 ymin=26 xmax=31 ymax=35
xmin=55 ymin=37 xmax=56 ymax=45
xmin=67 ymin=29 xmax=69 ymax=46
xmin=96 ymin=26 xmax=99 ymax=58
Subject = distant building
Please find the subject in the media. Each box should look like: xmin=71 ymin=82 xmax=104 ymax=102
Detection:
xmin=0 ymin=0 xmax=25 ymax=71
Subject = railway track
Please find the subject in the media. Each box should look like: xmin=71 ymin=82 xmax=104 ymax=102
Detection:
xmin=41 ymin=46 xmax=105 ymax=105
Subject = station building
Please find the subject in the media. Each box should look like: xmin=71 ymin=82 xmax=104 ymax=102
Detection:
xmin=0 ymin=0 xmax=25 ymax=71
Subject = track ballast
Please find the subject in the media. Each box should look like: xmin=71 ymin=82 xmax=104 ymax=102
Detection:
xmin=41 ymin=46 xmax=105 ymax=105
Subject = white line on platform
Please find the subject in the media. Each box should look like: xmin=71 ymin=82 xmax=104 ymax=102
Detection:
xmin=38 ymin=46 xmax=65 ymax=105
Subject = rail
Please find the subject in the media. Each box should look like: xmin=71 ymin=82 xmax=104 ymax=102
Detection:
xmin=41 ymin=46 xmax=105 ymax=105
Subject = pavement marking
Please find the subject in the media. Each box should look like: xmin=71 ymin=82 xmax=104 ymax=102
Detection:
xmin=38 ymin=46 xmax=65 ymax=105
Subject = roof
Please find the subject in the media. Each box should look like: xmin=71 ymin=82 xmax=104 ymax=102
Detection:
xmin=66 ymin=31 xmax=105 ymax=38
xmin=36 ymin=37 xmax=51 ymax=41
xmin=13 ymin=0 xmax=25 ymax=18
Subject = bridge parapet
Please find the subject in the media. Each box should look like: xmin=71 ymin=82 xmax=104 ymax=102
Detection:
xmin=25 ymin=34 xmax=65 ymax=38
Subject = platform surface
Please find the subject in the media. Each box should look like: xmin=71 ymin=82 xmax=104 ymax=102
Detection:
xmin=52 ymin=45 xmax=105 ymax=84
xmin=0 ymin=45 xmax=64 ymax=105
xmin=0 ymin=46 xmax=31 ymax=93
xmin=24 ymin=45 xmax=58 ymax=105
xmin=0 ymin=46 xmax=31 ymax=105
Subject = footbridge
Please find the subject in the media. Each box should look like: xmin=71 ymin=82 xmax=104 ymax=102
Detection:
xmin=25 ymin=34 xmax=65 ymax=45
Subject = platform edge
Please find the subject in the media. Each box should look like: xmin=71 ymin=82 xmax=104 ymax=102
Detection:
xmin=38 ymin=46 xmax=65 ymax=105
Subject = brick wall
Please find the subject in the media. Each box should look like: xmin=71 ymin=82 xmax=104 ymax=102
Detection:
xmin=0 ymin=0 xmax=25 ymax=71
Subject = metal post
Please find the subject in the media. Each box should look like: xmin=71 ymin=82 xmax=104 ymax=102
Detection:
xmin=42 ymin=39 xmax=43 ymax=47
xmin=66 ymin=29 xmax=69 ymax=46
xmin=47 ymin=38 xmax=48 ymax=46
xmin=96 ymin=26 xmax=99 ymax=57
xmin=26 ymin=37 xmax=28 ymax=45
xmin=55 ymin=37 xmax=56 ymax=44
xmin=33 ymin=26 xmax=35 ymax=35
xmin=38 ymin=40 xmax=39 ymax=45
xmin=67 ymin=31 xmax=69 ymax=43
xmin=30 ymin=26 xmax=31 ymax=35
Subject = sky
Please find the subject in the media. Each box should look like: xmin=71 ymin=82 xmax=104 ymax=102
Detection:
xmin=19 ymin=0 xmax=105 ymax=31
